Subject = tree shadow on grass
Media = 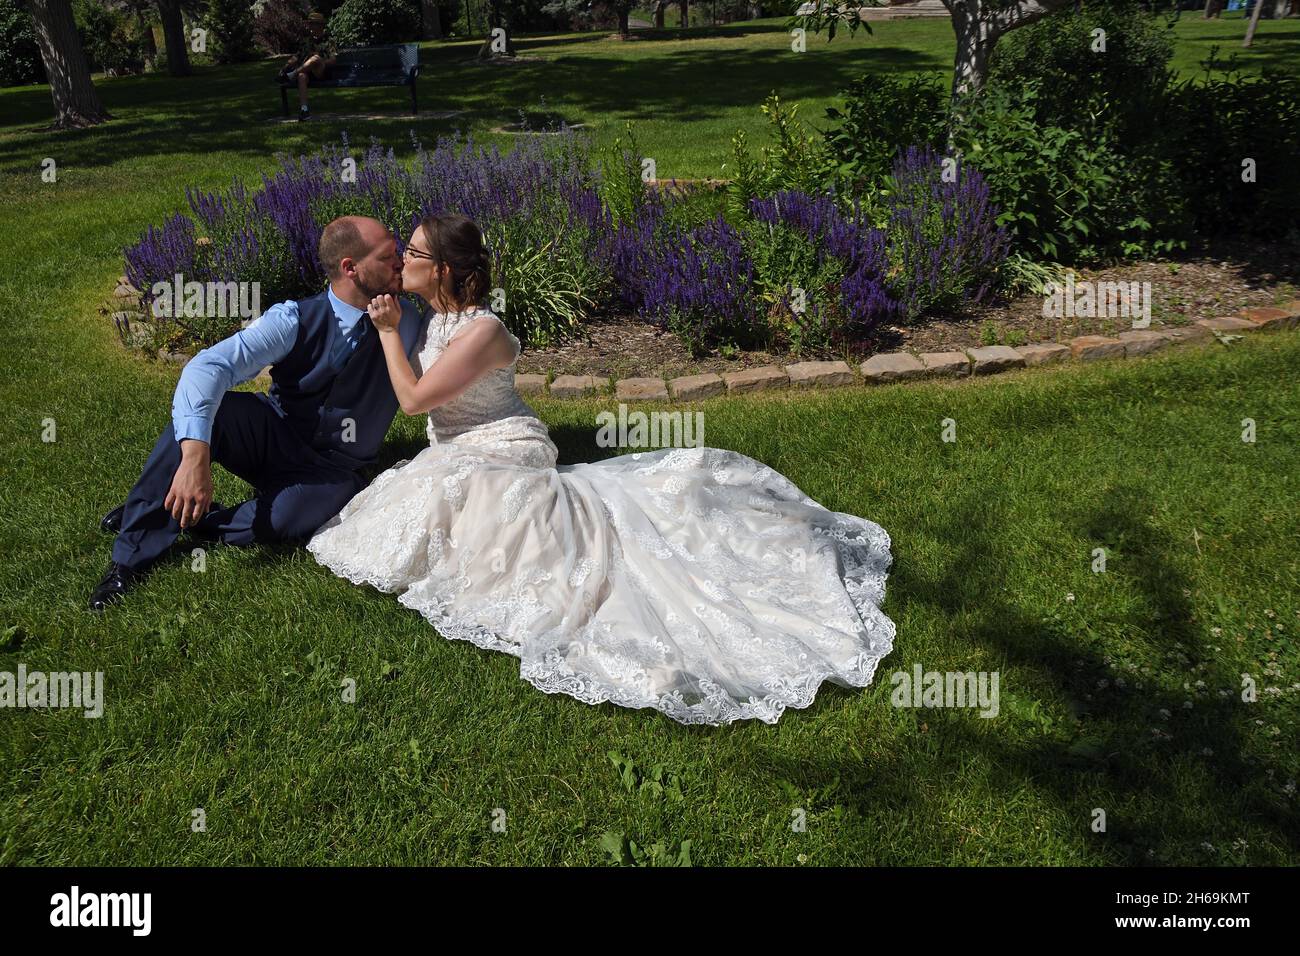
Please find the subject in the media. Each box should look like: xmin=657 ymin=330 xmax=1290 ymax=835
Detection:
xmin=0 ymin=39 xmax=942 ymax=174
xmin=751 ymin=484 xmax=1299 ymax=863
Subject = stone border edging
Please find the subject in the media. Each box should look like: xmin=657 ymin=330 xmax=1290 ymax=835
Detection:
xmin=107 ymin=277 xmax=1300 ymax=401
xmin=520 ymin=304 xmax=1300 ymax=400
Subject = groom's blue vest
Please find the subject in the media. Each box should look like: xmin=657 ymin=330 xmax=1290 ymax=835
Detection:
xmin=265 ymin=291 xmax=423 ymax=470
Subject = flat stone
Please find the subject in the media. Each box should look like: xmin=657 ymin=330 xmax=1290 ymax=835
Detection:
xmin=123 ymin=322 xmax=151 ymax=348
xmin=1015 ymin=343 xmax=1070 ymax=366
xmin=1196 ymin=317 xmax=1258 ymax=332
xmin=514 ymin=373 xmax=547 ymax=396
xmin=919 ymin=351 xmax=970 ymax=377
xmin=615 ymin=377 xmax=669 ymax=401
xmin=1238 ymin=306 xmax=1295 ymax=330
xmin=1117 ymin=330 xmax=1171 ymax=356
xmin=157 ymin=349 xmax=190 ymax=366
xmin=548 ymin=374 xmax=599 ymax=398
xmin=1164 ymin=325 xmax=1212 ymax=344
xmin=785 ymin=360 xmax=855 ymax=388
xmin=861 ymin=352 xmax=925 ymax=382
xmin=965 ymin=345 xmax=1025 ymax=374
xmin=669 ymin=372 xmax=725 ymax=401
xmin=113 ymin=284 xmax=139 ymax=299
xmin=1069 ymin=335 xmax=1126 ymax=361
xmin=722 ymin=365 xmax=789 ymax=393
xmin=1277 ymin=299 xmax=1300 ymax=319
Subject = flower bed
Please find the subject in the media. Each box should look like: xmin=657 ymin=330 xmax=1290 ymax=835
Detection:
xmin=122 ymin=131 xmax=1008 ymax=357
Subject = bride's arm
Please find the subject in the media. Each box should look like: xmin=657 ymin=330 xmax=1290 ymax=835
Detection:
xmin=368 ymin=295 xmax=515 ymax=416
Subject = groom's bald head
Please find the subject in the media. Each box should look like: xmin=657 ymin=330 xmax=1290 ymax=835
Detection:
xmin=319 ymin=216 xmax=403 ymax=304
xmin=319 ymin=216 xmax=387 ymax=278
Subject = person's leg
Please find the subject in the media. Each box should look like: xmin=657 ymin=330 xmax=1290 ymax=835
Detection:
xmin=194 ymin=467 xmax=364 ymax=547
xmin=296 ymin=55 xmax=321 ymax=108
xmin=111 ymin=393 xmax=283 ymax=570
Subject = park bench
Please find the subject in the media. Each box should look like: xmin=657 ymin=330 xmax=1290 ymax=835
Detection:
xmin=276 ymin=43 xmax=421 ymax=116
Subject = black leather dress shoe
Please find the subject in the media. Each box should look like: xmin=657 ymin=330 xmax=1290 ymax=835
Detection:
xmin=88 ymin=562 xmax=145 ymax=613
xmin=100 ymin=504 xmax=126 ymax=534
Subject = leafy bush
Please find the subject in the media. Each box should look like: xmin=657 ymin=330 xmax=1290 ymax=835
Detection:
xmin=973 ymin=0 xmax=1188 ymax=260
xmin=254 ymin=0 xmax=312 ymax=55
xmin=327 ymin=0 xmax=419 ymax=47
xmin=728 ymin=95 xmax=835 ymax=216
xmin=74 ymin=0 xmax=147 ymax=76
xmin=748 ymin=189 xmax=897 ymax=350
xmin=822 ymin=74 xmax=947 ymax=196
xmin=1160 ymin=56 xmax=1300 ymax=240
xmin=0 ymin=0 xmax=44 ymax=87
xmin=951 ymin=81 xmax=1141 ymax=263
xmin=204 ymin=0 xmax=258 ymax=63
xmin=989 ymin=0 xmax=1177 ymax=144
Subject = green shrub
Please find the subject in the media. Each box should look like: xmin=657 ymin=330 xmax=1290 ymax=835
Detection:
xmin=204 ymin=0 xmax=258 ymax=64
xmin=952 ymin=81 xmax=1139 ymax=263
xmin=727 ymin=95 xmax=835 ymax=215
xmin=1161 ymin=54 xmax=1300 ymax=240
xmin=822 ymin=73 xmax=947 ymax=196
xmin=327 ymin=0 xmax=419 ymax=47
xmin=74 ymin=0 xmax=147 ymax=76
xmin=0 ymin=0 xmax=44 ymax=87
xmin=743 ymin=217 xmax=845 ymax=355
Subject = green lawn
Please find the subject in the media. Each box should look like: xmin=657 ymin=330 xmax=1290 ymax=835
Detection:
xmin=1 ymin=18 xmax=1298 ymax=866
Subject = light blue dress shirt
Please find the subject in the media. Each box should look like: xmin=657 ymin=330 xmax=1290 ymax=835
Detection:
xmin=172 ymin=288 xmax=371 ymax=444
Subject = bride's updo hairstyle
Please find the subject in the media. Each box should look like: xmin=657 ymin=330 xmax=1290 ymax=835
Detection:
xmin=417 ymin=213 xmax=491 ymax=311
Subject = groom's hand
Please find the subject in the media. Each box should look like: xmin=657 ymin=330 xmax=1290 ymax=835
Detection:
xmin=166 ymin=439 xmax=214 ymax=530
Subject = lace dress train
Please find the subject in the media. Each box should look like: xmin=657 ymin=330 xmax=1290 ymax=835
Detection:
xmin=307 ymin=308 xmax=896 ymax=725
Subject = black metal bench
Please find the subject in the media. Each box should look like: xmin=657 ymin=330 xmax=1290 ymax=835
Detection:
xmin=276 ymin=43 xmax=421 ymax=116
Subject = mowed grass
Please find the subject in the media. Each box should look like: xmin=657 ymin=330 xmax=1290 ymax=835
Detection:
xmin=1 ymin=19 xmax=1299 ymax=866
xmin=1 ymin=15 xmax=1298 ymax=181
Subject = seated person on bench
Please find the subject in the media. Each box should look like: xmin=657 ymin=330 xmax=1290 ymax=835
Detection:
xmin=279 ymin=12 xmax=337 ymax=122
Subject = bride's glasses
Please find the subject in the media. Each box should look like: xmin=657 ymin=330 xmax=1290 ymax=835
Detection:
xmin=403 ymin=245 xmax=436 ymax=262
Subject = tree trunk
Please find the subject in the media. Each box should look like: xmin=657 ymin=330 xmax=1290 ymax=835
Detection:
xmin=654 ymin=1 xmax=666 ymax=28
xmin=678 ymin=1 xmax=688 ymax=28
xmin=946 ymin=2 xmax=998 ymax=102
xmin=138 ymin=13 xmax=157 ymax=70
xmin=23 ymin=0 xmax=111 ymax=128
xmin=943 ymin=0 xmax=1074 ymax=105
xmin=476 ymin=0 xmax=516 ymax=58
xmin=1202 ymin=0 xmax=1222 ymax=17
xmin=1243 ymin=0 xmax=1265 ymax=46
xmin=156 ymin=0 xmax=191 ymax=76
xmin=618 ymin=9 xmax=630 ymax=36
xmin=421 ymin=0 xmax=444 ymax=39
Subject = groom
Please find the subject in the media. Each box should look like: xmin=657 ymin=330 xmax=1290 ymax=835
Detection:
xmin=89 ymin=216 xmax=426 ymax=612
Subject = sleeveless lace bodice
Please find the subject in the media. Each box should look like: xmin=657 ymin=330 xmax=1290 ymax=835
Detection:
xmin=412 ymin=306 xmax=548 ymax=448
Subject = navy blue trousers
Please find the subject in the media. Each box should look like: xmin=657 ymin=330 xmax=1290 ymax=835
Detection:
xmin=112 ymin=392 xmax=365 ymax=570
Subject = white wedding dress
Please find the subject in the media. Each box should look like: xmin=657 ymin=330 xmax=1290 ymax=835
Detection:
xmin=307 ymin=306 xmax=896 ymax=725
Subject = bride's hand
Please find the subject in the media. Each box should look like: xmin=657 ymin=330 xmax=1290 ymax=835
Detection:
xmin=367 ymin=294 xmax=401 ymax=332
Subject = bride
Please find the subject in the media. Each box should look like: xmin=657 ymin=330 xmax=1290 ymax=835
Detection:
xmin=307 ymin=213 xmax=896 ymax=725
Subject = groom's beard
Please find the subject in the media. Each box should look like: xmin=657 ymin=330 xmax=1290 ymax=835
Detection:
xmin=356 ymin=272 xmax=400 ymax=301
